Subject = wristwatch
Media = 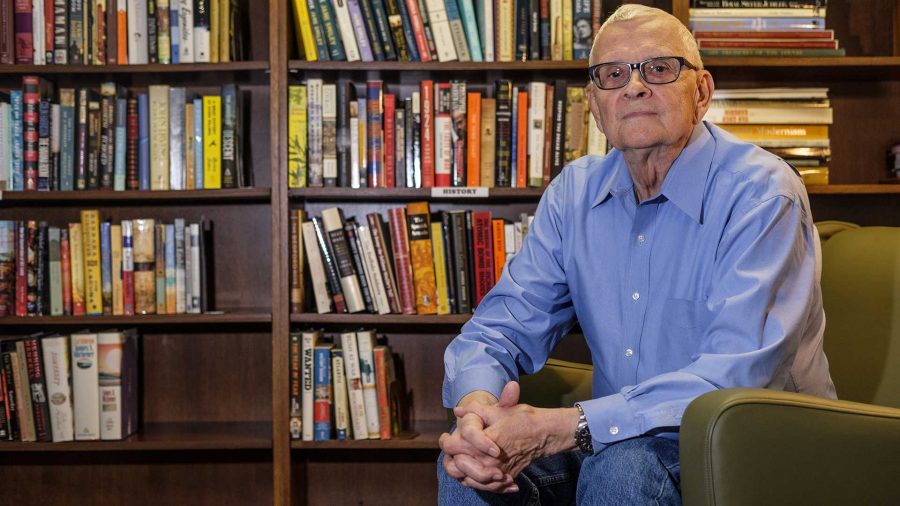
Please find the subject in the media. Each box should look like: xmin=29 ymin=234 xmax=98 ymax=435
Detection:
xmin=574 ymin=403 xmax=594 ymax=454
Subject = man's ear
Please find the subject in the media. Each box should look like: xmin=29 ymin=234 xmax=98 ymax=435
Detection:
xmin=586 ymin=84 xmax=605 ymax=134
xmin=693 ymin=71 xmax=715 ymax=124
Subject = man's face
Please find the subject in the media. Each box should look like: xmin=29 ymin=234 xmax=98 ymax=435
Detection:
xmin=588 ymin=18 xmax=707 ymax=153
xmin=575 ymin=19 xmax=592 ymax=39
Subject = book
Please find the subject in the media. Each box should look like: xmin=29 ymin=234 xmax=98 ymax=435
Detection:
xmin=372 ymin=344 xmax=393 ymax=439
xmin=340 ymin=331 xmax=369 ymax=439
xmin=321 ymin=207 xmax=365 ymax=313
xmin=202 ymin=95 xmax=222 ymax=189
xmin=81 ymin=210 xmax=103 ymax=316
xmin=71 ymin=331 xmax=99 ymax=440
xmin=330 ymin=347 xmax=350 ymax=440
xmin=288 ymin=85 xmax=308 ymax=188
xmin=41 ymin=335 xmax=74 ymax=442
xmin=311 ymin=216 xmax=348 ymax=313
xmin=313 ymin=342 xmax=333 ymax=440
xmin=343 ymin=218 xmax=375 ymax=313
xmin=406 ymin=202 xmax=437 ymax=314
xmin=98 ymin=330 xmax=138 ymax=440
xmin=148 ymin=85 xmax=170 ymax=190
xmin=132 ymin=218 xmax=156 ymax=315
xmin=300 ymin=329 xmax=319 ymax=441
xmin=355 ymin=329 xmax=380 ymax=438
xmin=289 ymin=332 xmax=302 ymax=439
xmin=355 ymin=222 xmax=390 ymax=315
xmin=12 ymin=343 xmax=36 ymax=441
xmin=301 ymin=220 xmax=333 ymax=313
xmin=23 ymin=337 xmax=51 ymax=441
xmin=387 ymin=207 xmax=416 ymax=314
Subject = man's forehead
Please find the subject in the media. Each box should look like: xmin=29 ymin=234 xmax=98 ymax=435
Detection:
xmin=591 ymin=19 xmax=684 ymax=63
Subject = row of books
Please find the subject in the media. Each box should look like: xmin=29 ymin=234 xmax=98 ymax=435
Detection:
xmin=0 ymin=330 xmax=139 ymax=442
xmin=291 ymin=0 xmax=602 ymax=62
xmin=290 ymin=329 xmax=407 ymax=441
xmin=287 ymin=79 xmax=607 ymax=189
xmin=0 ymin=212 xmax=212 ymax=318
xmin=0 ymin=77 xmax=247 ymax=192
xmin=290 ymin=205 xmax=532 ymax=316
xmin=1 ymin=0 xmax=244 ymax=65
xmin=689 ymin=0 xmax=843 ymax=57
xmin=706 ymin=87 xmax=832 ymax=184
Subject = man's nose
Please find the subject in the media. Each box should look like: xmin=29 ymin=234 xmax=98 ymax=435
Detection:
xmin=623 ymin=68 xmax=650 ymax=97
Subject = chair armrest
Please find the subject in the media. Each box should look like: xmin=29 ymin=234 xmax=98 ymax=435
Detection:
xmin=680 ymin=388 xmax=900 ymax=506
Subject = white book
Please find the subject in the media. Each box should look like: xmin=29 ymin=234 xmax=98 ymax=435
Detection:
xmin=356 ymin=224 xmax=390 ymax=315
xmin=189 ymin=223 xmax=201 ymax=313
xmin=331 ymin=349 xmax=350 ymax=440
xmin=321 ymin=84 xmax=338 ymax=185
xmin=127 ymin=0 xmax=150 ymax=64
xmin=504 ymin=222 xmax=515 ymax=262
xmin=527 ymin=82 xmax=546 ymax=187
xmin=0 ymin=103 xmax=10 ymax=190
xmin=51 ymin=103 xmax=60 ymax=180
xmin=71 ymin=332 xmax=100 ymax=441
xmin=300 ymin=330 xmax=319 ymax=441
xmin=32 ymin=0 xmax=44 ymax=64
xmin=711 ymin=87 xmax=829 ymax=100
xmin=148 ymin=85 xmax=170 ymax=190
xmin=331 ymin=0 xmax=360 ymax=62
xmin=301 ymin=220 xmax=333 ymax=313
xmin=168 ymin=87 xmax=186 ymax=190
xmin=42 ymin=335 xmax=75 ymax=442
xmin=174 ymin=218 xmax=186 ymax=313
xmin=689 ymin=7 xmax=826 ymax=18
xmin=478 ymin=0 xmax=494 ymax=61
xmin=193 ymin=4 xmax=211 ymax=62
xmin=434 ymin=113 xmax=452 ymax=186
xmin=355 ymin=330 xmax=381 ymax=438
xmin=340 ymin=331 xmax=369 ymax=439
xmin=349 ymin=103 xmax=359 ymax=189
xmin=306 ymin=79 xmax=323 ymax=187
xmin=178 ymin=0 xmax=195 ymax=63
xmin=356 ymin=97 xmax=366 ymax=188
xmin=423 ymin=0 xmax=458 ymax=62
xmin=98 ymin=330 xmax=138 ymax=440
xmin=321 ymin=207 xmax=365 ymax=313
xmin=704 ymin=106 xmax=833 ymax=125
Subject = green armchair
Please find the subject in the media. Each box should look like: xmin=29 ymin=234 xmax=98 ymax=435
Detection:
xmin=680 ymin=223 xmax=900 ymax=505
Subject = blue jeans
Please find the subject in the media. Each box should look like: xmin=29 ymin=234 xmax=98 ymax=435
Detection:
xmin=437 ymin=436 xmax=681 ymax=505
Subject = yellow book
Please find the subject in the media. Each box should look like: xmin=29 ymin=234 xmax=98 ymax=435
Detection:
xmin=185 ymin=103 xmax=195 ymax=189
xmin=203 ymin=95 xmax=222 ymax=189
xmin=80 ymin=210 xmax=103 ymax=316
xmin=210 ymin=0 xmax=219 ymax=63
xmin=148 ymin=85 xmax=170 ymax=190
xmin=562 ymin=0 xmax=573 ymax=60
xmin=157 ymin=0 xmax=172 ymax=63
xmin=564 ymin=87 xmax=587 ymax=162
xmin=497 ymin=0 xmax=514 ymax=62
xmin=288 ymin=85 xmax=308 ymax=188
xmin=68 ymin=223 xmax=85 ymax=316
xmin=219 ymin=0 xmax=230 ymax=62
xmin=718 ymin=124 xmax=829 ymax=140
xmin=111 ymin=224 xmax=123 ymax=316
xmin=406 ymin=202 xmax=437 ymax=314
xmin=550 ymin=0 xmax=563 ymax=60
xmin=430 ymin=221 xmax=450 ymax=315
xmin=291 ymin=0 xmax=318 ymax=61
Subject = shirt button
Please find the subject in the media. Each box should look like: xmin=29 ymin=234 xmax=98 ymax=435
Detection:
xmin=625 ymin=348 xmax=633 ymax=357
xmin=631 ymin=292 xmax=640 ymax=301
xmin=637 ymin=234 xmax=646 ymax=243
xmin=609 ymin=426 xmax=619 ymax=435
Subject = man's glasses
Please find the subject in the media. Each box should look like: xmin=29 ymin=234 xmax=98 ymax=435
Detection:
xmin=588 ymin=56 xmax=698 ymax=90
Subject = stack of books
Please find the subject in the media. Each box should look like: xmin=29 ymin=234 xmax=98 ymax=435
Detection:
xmin=0 ymin=211 xmax=213 ymax=318
xmin=289 ymin=205 xmax=533 ymax=315
xmin=690 ymin=0 xmax=844 ymax=57
xmin=291 ymin=0 xmax=603 ymax=62
xmin=290 ymin=329 xmax=408 ymax=441
xmin=1 ymin=0 xmax=244 ymax=65
xmin=288 ymin=79 xmax=607 ymax=189
xmin=0 ymin=76 xmax=248 ymax=192
xmin=705 ymin=87 xmax=832 ymax=185
xmin=0 ymin=330 xmax=139 ymax=442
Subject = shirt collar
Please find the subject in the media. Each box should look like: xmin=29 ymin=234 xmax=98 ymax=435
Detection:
xmin=592 ymin=123 xmax=716 ymax=224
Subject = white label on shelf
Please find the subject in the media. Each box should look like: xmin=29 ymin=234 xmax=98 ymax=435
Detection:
xmin=431 ymin=187 xmax=489 ymax=198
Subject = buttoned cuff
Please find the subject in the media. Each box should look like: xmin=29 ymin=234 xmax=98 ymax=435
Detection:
xmin=578 ymin=392 xmax=641 ymax=453
xmin=444 ymin=369 xmax=509 ymax=408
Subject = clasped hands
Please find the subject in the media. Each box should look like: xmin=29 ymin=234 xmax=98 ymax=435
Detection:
xmin=439 ymin=381 xmax=580 ymax=494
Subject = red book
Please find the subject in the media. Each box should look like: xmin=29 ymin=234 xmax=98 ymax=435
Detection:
xmin=542 ymin=83 xmax=554 ymax=187
xmin=373 ymin=346 xmax=393 ymax=440
xmin=420 ymin=81 xmax=434 ymax=187
xmin=403 ymin=0 xmax=431 ymax=62
xmin=15 ymin=222 xmax=26 ymax=316
xmin=125 ymin=97 xmax=139 ymax=190
xmin=516 ymin=90 xmax=528 ymax=188
xmin=491 ymin=218 xmax=505 ymax=283
xmin=697 ymin=39 xmax=838 ymax=49
xmin=383 ymin=94 xmax=396 ymax=188
xmin=13 ymin=0 xmax=31 ymax=64
xmin=434 ymin=82 xmax=452 ymax=188
xmin=0 ymin=0 xmax=14 ymax=64
xmin=471 ymin=211 xmax=495 ymax=306
xmin=42 ymin=0 xmax=51 ymax=63
xmin=23 ymin=337 xmax=51 ymax=441
xmin=693 ymin=30 xmax=834 ymax=39
xmin=22 ymin=75 xmax=42 ymax=191
xmin=122 ymin=222 xmax=134 ymax=316
xmin=60 ymin=228 xmax=72 ymax=315
xmin=466 ymin=92 xmax=482 ymax=187
xmin=387 ymin=208 xmax=416 ymax=314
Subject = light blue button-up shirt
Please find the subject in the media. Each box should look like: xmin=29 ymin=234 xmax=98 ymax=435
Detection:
xmin=443 ymin=121 xmax=836 ymax=451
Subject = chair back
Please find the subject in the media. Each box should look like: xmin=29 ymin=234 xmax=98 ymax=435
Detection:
xmin=519 ymin=358 xmax=593 ymax=408
xmin=820 ymin=225 xmax=900 ymax=408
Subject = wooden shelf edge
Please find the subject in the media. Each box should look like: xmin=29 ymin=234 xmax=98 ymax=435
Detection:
xmin=289 ymin=60 xmax=588 ymax=71
xmin=291 ymin=421 xmax=445 ymax=450
xmin=0 ymin=310 xmax=272 ymax=326
xmin=0 ymin=187 xmax=271 ymax=204
xmin=0 ymin=61 xmax=270 ymax=75
xmin=703 ymin=56 xmax=900 ymax=68
xmin=289 ymin=187 xmax=545 ymax=201
xmin=0 ymin=421 xmax=272 ymax=452
xmin=291 ymin=313 xmax=470 ymax=326
xmin=806 ymin=184 xmax=900 ymax=195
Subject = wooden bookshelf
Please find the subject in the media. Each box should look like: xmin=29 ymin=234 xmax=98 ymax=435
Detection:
xmin=0 ymin=61 xmax=270 ymax=75
xmin=0 ymin=188 xmax=271 ymax=204
xmin=0 ymin=310 xmax=272 ymax=326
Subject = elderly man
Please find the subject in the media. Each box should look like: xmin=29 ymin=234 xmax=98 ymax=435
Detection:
xmin=437 ymin=4 xmax=836 ymax=505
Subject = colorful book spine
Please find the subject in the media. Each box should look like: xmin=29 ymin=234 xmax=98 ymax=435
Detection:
xmin=148 ymin=85 xmax=170 ymax=190
xmin=132 ymin=218 xmax=156 ymax=314
xmin=387 ymin=207 xmax=416 ymax=314
xmin=288 ymin=86 xmax=308 ymax=188
xmin=300 ymin=329 xmax=318 ymax=441
xmin=100 ymin=221 xmax=113 ymax=314
xmin=81 ymin=210 xmax=103 ymax=315
xmin=48 ymin=226 xmax=63 ymax=315
xmin=68 ymin=222 xmax=85 ymax=315
xmin=406 ymin=201 xmax=437 ymax=314
xmin=307 ymin=78 xmax=324 ymax=187
xmin=71 ymin=332 xmax=99 ymax=440
xmin=202 ymin=95 xmax=222 ymax=188
xmin=111 ymin=224 xmax=124 ymax=315
xmin=330 ymin=347 xmax=350 ymax=440
xmin=289 ymin=332 xmax=302 ymax=439
xmin=339 ymin=331 xmax=369 ymax=439
xmin=313 ymin=343 xmax=333 ymax=440
xmin=122 ymin=220 xmax=135 ymax=315
xmin=365 ymin=80 xmax=384 ymax=187
xmin=430 ymin=219 xmax=450 ymax=315
xmin=372 ymin=345 xmax=393 ymax=439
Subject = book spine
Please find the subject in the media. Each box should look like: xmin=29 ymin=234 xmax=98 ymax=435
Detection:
xmin=369 ymin=0 xmax=395 ymax=60
xmin=168 ymin=88 xmax=185 ymax=190
xmin=346 ymin=0 xmax=374 ymax=61
xmin=164 ymin=223 xmax=176 ymax=313
xmin=420 ymin=81 xmax=433 ymax=187
xmin=442 ymin=0 xmax=468 ymax=61
xmin=372 ymin=346 xmax=393 ymax=439
xmin=41 ymin=336 xmax=73 ymax=441
xmin=289 ymin=332 xmax=301 ymax=439
xmin=202 ymin=94 xmax=221 ymax=188
xmin=321 ymin=208 xmax=365 ymax=313
xmin=436 ymin=84 xmax=453 ymax=186
xmin=335 ymin=81 xmax=352 ymax=187
xmin=330 ymin=348 xmax=349 ymax=439
xmin=0 ymin=0 xmax=14 ymax=64
xmin=23 ymin=338 xmax=51 ymax=441
xmin=321 ymin=83 xmax=337 ymax=186
xmin=10 ymin=90 xmax=22 ymax=191
xmin=366 ymin=213 xmax=401 ymax=313
xmin=313 ymin=345 xmax=332 ymax=440
xmin=332 ymin=0 xmax=361 ymax=61
xmin=22 ymin=76 xmax=40 ymax=191
xmin=86 ymin=93 xmax=101 ymax=189
xmin=80 ymin=210 xmax=103 ymax=315
xmin=48 ymin=226 xmax=62 ymax=315
xmin=550 ymin=80 xmax=566 ymax=179
xmin=1 ymin=346 xmax=20 ymax=440
xmin=449 ymin=81 xmax=466 ymax=187
xmin=13 ymin=343 xmax=36 ymax=440
xmin=383 ymin=93 xmax=395 ymax=187
xmin=355 ymin=330 xmax=380 ymax=438
xmin=307 ymin=79 xmax=323 ymax=187
xmin=449 ymin=211 xmax=470 ymax=312
xmin=343 ymin=220 xmax=375 ymax=313
xmin=110 ymin=223 xmax=123 ymax=315
xmin=137 ymin=93 xmax=150 ymax=189
xmin=471 ymin=210 xmax=494 ymax=305
xmin=148 ymin=85 xmax=170 ymax=190
xmin=300 ymin=330 xmax=317 ymax=441
xmin=317 ymin=0 xmax=345 ymax=60
xmin=288 ymin=86 xmax=307 ymax=188
xmin=192 ymin=0 xmax=209 ymax=62
xmin=466 ymin=92 xmax=481 ymax=187
xmin=0 ymin=222 xmax=16 ymax=317
xmin=71 ymin=333 xmax=99 ymax=440
xmin=122 ymin=220 xmax=134 ymax=315
xmin=192 ymin=97 xmax=203 ymax=188
xmin=58 ymin=89 xmax=75 ymax=191
xmin=289 ymin=211 xmax=302 ymax=313
xmin=406 ymin=201 xmax=437 ymax=313
xmin=340 ymin=331 xmax=369 ymax=439
xmin=301 ymin=220 xmax=333 ymax=313
xmin=403 ymin=0 xmax=429 ymax=61
xmin=68 ymin=222 xmax=85 ymax=315
xmin=387 ymin=207 xmax=416 ymax=314
xmin=430 ymin=219 xmax=450 ymax=314
xmin=356 ymin=223 xmax=390 ymax=314
xmin=494 ymin=80 xmax=512 ymax=187
xmin=14 ymin=0 xmax=33 ymax=63
xmin=132 ymin=218 xmax=156 ymax=314
xmin=365 ymin=80 xmax=383 ymax=188
xmin=456 ymin=0 xmax=481 ymax=61
xmin=311 ymin=216 xmax=347 ymax=313
xmin=382 ymin=0 xmax=410 ymax=61
xmin=99 ymin=220 xmax=112 ymax=313
xmin=221 ymin=83 xmax=237 ymax=188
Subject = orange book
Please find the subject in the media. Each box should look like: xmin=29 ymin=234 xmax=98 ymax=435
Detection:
xmin=516 ymin=90 xmax=528 ymax=188
xmin=420 ymin=81 xmax=435 ymax=187
xmin=492 ymin=218 xmax=506 ymax=283
xmin=117 ymin=7 xmax=127 ymax=63
xmin=466 ymin=92 xmax=482 ymax=187
xmin=405 ymin=202 xmax=437 ymax=314
xmin=373 ymin=345 xmax=393 ymax=440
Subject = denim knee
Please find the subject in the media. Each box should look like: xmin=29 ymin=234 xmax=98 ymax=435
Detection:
xmin=576 ymin=437 xmax=681 ymax=505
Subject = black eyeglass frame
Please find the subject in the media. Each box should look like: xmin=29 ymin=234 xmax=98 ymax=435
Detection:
xmin=588 ymin=56 xmax=699 ymax=90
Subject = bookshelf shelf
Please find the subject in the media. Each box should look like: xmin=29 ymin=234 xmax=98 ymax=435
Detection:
xmin=705 ymin=57 xmax=900 ymax=80
xmin=0 ymin=422 xmax=272 ymax=451
xmin=289 ymin=60 xmax=589 ymax=72
xmin=290 ymin=421 xmax=444 ymax=450
xmin=806 ymin=184 xmax=900 ymax=194
xmin=291 ymin=313 xmax=469 ymax=326
xmin=288 ymin=187 xmax=545 ymax=201
xmin=0 ymin=310 xmax=272 ymax=326
xmin=0 ymin=61 xmax=270 ymax=75
xmin=0 ymin=188 xmax=272 ymax=205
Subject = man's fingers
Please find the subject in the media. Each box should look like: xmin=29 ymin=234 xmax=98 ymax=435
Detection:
xmin=452 ymin=453 xmax=504 ymax=484
xmin=458 ymin=413 xmax=501 ymax=457
xmin=443 ymin=453 xmax=465 ymax=480
xmin=460 ymin=475 xmax=517 ymax=493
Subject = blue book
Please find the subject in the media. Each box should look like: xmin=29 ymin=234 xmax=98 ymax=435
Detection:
xmin=114 ymin=98 xmax=127 ymax=191
xmin=313 ymin=345 xmax=333 ymax=441
xmin=355 ymin=0 xmax=385 ymax=61
xmin=688 ymin=16 xmax=826 ymax=32
xmin=346 ymin=0 xmax=375 ymax=61
xmin=100 ymin=221 xmax=112 ymax=314
xmin=369 ymin=0 xmax=397 ymax=61
xmin=393 ymin=0 xmax=420 ymax=61
xmin=456 ymin=0 xmax=483 ymax=61
xmin=10 ymin=90 xmax=22 ymax=191
xmin=316 ymin=0 xmax=347 ymax=61
xmin=193 ymin=98 xmax=203 ymax=189
xmin=165 ymin=223 xmax=176 ymax=312
xmin=59 ymin=90 xmax=76 ymax=191
xmin=170 ymin=6 xmax=181 ymax=64
xmin=137 ymin=93 xmax=150 ymax=190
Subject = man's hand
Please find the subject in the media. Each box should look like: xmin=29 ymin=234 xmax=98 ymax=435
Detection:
xmin=439 ymin=387 xmax=520 ymax=493
xmin=454 ymin=382 xmax=581 ymax=480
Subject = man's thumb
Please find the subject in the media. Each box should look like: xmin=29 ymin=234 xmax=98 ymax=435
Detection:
xmin=498 ymin=381 xmax=520 ymax=407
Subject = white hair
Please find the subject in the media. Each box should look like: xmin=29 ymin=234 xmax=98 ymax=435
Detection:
xmin=592 ymin=4 xmax=703 ymax=69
